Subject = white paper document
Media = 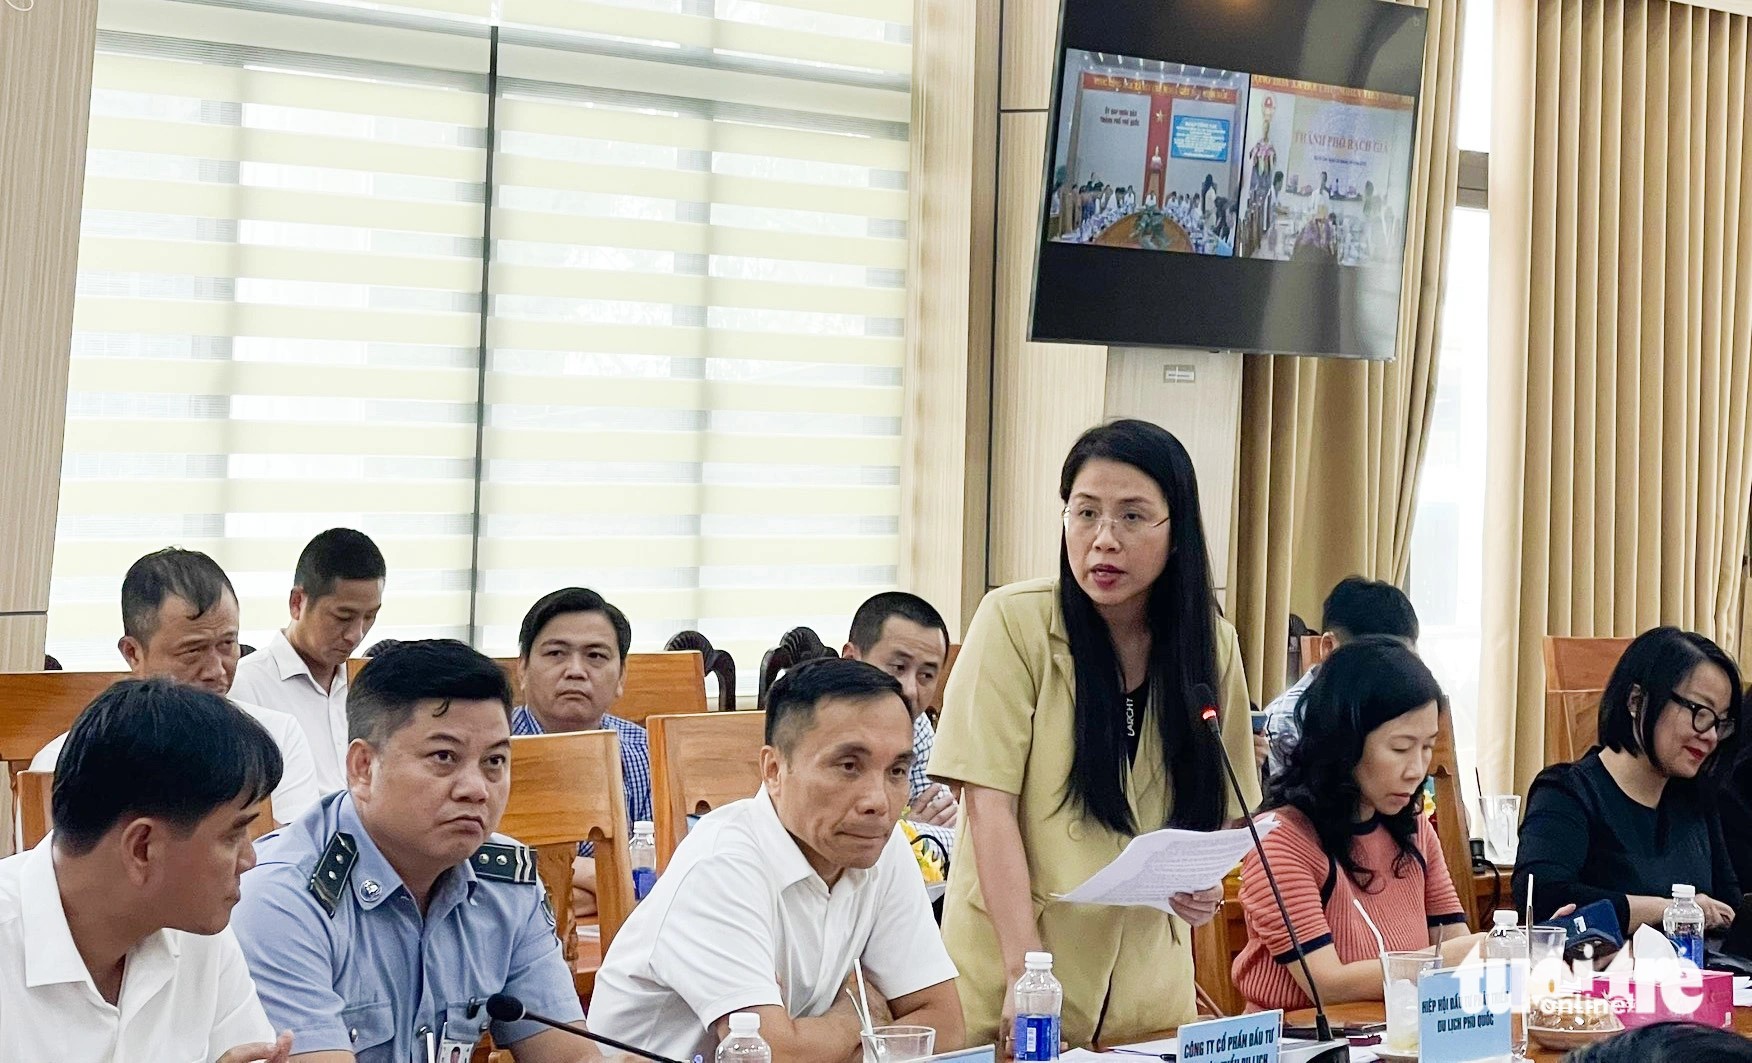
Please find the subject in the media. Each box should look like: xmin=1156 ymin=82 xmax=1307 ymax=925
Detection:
xmin=1053 ymin=815 xmax=1277 ymax=911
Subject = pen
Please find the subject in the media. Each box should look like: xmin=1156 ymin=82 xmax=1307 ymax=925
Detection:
xmin=1110 ymin=1050 xmax=1174 ymax=1061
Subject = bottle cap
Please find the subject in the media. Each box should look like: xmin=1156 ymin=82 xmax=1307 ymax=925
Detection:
xmin=728 ymin=1012 xmax=761 ymax=1035
xmin=1025 ymin=951 xmax=1053 ymax=968
xmin=1673 ymin=883 xmax=1697 ymax=900
xmin=634 ymin=820 xmax=655 ymax=832
xmin=1492 ymin=910 xmax=1518 ymax=928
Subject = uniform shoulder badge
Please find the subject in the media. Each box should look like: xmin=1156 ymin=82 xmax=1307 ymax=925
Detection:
xmin=471 ymin=841 xmax=538 ymax=885
xmin=308 ymin=831 xmax=359 ymax=917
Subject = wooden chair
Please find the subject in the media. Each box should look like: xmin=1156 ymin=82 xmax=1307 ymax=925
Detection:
xmin=757 ymin=628 xmax=835 ymax=709
xmin=646 ymin=711 xmax=767 ymax=870
xmin=1543 ymin=637 xmax=1632 ymax=692
xmin=664 ymin=631 xmax=736 ymax=712
xmin=349 ymin=650 xmax=708 ymax=727
xmin=16 ymin=769 xmax=275 ymax=850
xmin=499 ymin=730 xmax=634 ymax=1001
xmin=0 ymin=671 xmax=127 ymax=766
xmin=1543 ymin=688 xmax=1605 ymax=767
xmin=616 ymin=651 xmax=707 ymax=726
xmin=1193 ymin=889 xmax=1245 ymax=1016
xmin=1296 ymin=635 xmax=1334 ymax=679
xmin=922 ymin=644 xmax=960 ymax=727
xmin=1429 ymin=700 xmax=1479 ymax=929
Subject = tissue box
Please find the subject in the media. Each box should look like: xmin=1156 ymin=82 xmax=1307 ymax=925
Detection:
xmin=1584 ymin=970 xmax=1735 ymax=1029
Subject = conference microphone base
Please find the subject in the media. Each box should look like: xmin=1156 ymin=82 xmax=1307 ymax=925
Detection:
xmin=1281 ymin=1038 xmax=1353 ymax=1063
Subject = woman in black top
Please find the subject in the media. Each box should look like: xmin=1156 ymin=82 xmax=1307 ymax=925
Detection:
xmin=1514 ymin=627 xmax=1742 ymax=932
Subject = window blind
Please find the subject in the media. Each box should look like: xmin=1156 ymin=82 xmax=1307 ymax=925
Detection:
xmin=48 ymin=0 xmax=912 ymax=678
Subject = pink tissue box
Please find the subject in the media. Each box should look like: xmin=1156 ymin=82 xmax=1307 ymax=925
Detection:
xmin=1584 ymin=970 xmax=1734 ymax=1029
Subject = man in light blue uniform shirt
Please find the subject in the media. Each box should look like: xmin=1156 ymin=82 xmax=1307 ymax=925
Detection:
xmin=231 ymin=639 xmax=601 ymax=1063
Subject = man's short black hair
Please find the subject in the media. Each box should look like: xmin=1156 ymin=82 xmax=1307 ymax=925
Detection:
xmin=121 ymin=547 xmax=237 ymax=644
xmin=349 ymin=639 xmax=514 ymax=746
xmin=52 ymin=677 xmax=282 ymax=855
xmin=293 ymin=528 xmax=387 ymax=602
xmin=517 ymin=587 xmax=632 ymax=663
xmin=763 ymin=657 xmax=907 ymax=756
xmin=1598 ymin=626 xmax=1742 ymax=768
xmin=847 ymin=592 xmax=949 ymax=657
xmin=1321 ymin=576 xmax=1420 ymax=643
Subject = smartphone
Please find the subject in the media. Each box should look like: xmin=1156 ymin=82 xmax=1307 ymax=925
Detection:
xmin=1251 ymin=711 xmax=1270 ymax=735
xmin=1538 ymin=898 xmax=1622 ymax=948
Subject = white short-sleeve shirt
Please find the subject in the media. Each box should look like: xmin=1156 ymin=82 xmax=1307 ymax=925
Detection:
xmin=30 ymin=698 xmax=324 ymax=824
xmin=0 ymin=842 xmax=275 ymax=1063
xmin=588 ymin=787 xmax=959 ymax=1062
xmin=228 ymin=630 xmax=350 ymax=792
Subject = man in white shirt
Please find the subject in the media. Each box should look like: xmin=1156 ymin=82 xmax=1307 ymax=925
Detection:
xmin=229 ymin=528 xmax=385 ymax=791
xmin=589 ymin=657 xmax=963 ymax=1063
xmin=30 ymin=548 xmax=321 ymax=824
xmin=1260 ymin=576 xmax=1421 ymax=777
xmin=1 ymin=677 xmax=292 ymax=1062
xmin=838 ymin=592 xmax=957 ymax=858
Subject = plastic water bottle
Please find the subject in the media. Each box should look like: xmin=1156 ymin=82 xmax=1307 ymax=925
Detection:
xmin=1012 ymin=951 xmax=1063 ymax=1062
xmin=1482 ymin=910 xmax=1529 ymax=1058
xmin=715 ymin=1012 xmax=771 ymax=1063
xmin=1664 ymin=884 xmax=1706 ymax=967
xmin=630 ymin=820 xmax=657 ymax=901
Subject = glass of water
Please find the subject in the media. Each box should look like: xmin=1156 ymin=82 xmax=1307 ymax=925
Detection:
xmin=1479 ymin=795 xmax=1522 ymax=865
xmin=1528 ymin=925 xmax=1572 ymax=999
xmin=1381 ymin=950 xmax=1440 ymax=1055
xmin=861 ymin=1025 xmax=936 ymax=1063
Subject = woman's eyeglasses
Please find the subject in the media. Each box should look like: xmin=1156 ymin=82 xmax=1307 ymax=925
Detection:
xmin=1062 ymin=507 xmax=1170 ymax=540
xmin=1670 ymin=692 xmax=1736 ymax=740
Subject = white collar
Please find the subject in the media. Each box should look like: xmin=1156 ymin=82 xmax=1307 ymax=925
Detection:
xmin=20 ymin=842 xmax=180 ymax=998
xmin=746 ymin=786 xmax=870 ymax=893
xmin=266 ymin=629 xmax=341 ymax=694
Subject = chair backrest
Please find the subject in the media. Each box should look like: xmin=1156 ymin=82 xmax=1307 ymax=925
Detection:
xmin=15 ymin=768 xmax=274 ymax=851
xmin=664 ymin=631 xmax=736 ymax=713
xmin=1429 ymin=702 xmax=1478 ymax=929
xmin=1544 ymin=688 xmax=1605 ymax=767
xmin=1543 ymin=637 xmax=1632 ymax=692
xmin=615 ymin=651 xmax=707 ymax=726
xmin=0 ymin=671 xmax=128 ymax=764
xmin=1192 ymin=901 xmax=1244 ymax=1017
xmin=500 ymin=731 xmax=634 ymax=955
xmin=922 ymin=644 xmax=961 ymax=727
xmin=757 ymin=628 xmax=835 ymax=708
xmin=350 ymin=651 xmax=708 ymax=727
xmin=646 ymin=711 xmax=766 ymax=870
xmin=1296 ymin=635 xmax=1333 ymax=679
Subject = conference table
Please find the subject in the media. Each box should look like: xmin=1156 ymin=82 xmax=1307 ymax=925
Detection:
xmin=1125 ymin=1002 xmax=1752 ymax=1061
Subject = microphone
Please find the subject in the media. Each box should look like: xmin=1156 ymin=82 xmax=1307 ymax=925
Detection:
xmin=1195 ymin=685 xmax=1347 ymax=1063
xmin=485 ymin=993 xmax=691 ymax=1063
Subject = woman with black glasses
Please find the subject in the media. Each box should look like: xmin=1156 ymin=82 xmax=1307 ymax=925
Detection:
xmin=1514 ymin=627 xmax=1743 ymax=933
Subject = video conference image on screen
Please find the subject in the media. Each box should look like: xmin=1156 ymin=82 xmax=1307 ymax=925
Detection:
xmin=1047 ymin=49 xmax=1416 ymax=268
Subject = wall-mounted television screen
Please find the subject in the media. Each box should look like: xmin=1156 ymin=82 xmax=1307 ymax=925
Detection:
xmin=1030 ymin=0 xmax=1429 ymax=359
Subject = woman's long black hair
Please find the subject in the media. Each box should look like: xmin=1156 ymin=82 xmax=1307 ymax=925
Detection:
xmin=1057 ymin=419 xmax=1226 ymax=835
xmin=1264 ymin=635 xmax=1444 ymax=891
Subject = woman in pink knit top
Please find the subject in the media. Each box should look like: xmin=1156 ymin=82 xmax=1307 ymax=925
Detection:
xmin=1232 ymin=636 xmax=1485 ymax=1011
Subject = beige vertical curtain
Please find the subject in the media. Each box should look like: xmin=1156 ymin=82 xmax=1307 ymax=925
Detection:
xmin=1478 ymin=0 xmax=1752 ymax=794
xmin=1231 ymin=0 xmax=1465 ymax=705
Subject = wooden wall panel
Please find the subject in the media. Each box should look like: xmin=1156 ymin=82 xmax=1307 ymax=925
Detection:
xmin=902 ymin=0 xmax=1001 ymax=634
xmin=1000 ymin=0 xmax=1061 ymax=111
xmin=987 ymin=110 xmax=1108 ymax=585
xmin=0 ymin=615 xmax=49 ymax=674
xmin=0 ymin=0 xmax=97 ymax=625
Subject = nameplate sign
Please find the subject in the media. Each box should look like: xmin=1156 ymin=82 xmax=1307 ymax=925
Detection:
xmin=1176 ymin=1010 xmax=1282 ymax=1063
xmin=1418 ymin=966 xmax=1513 ymax=1063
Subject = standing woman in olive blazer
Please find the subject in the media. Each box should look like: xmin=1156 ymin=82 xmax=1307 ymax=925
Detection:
xmin=929 ymin=420 xmax=1260 ymax=1051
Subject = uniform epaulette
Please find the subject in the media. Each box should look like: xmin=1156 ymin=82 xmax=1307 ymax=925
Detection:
xmin=471 ymin=841 xmax=538 ymax=885
xmin=308 ymin=831 xmax=359 ymax=917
